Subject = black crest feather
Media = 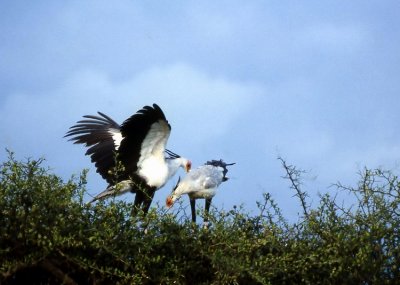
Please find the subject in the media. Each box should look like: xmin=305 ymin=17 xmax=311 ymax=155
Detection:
xmin=205 ymin=159 xmax=235 ymax=180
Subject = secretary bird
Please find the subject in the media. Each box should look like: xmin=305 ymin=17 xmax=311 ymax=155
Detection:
xmin=166 ymin=159 xmax=235 ymax=224
xmin=65 ymin=103 xmax=191 ymax=215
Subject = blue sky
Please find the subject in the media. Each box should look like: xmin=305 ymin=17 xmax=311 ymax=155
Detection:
xmin=1 ymin=1 xmax=400 ymax=221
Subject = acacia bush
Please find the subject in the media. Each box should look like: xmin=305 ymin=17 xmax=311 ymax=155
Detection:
xmin=1 ymin=151 xmax=399 ymax=284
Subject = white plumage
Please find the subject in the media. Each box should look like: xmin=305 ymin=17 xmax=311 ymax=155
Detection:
xmin=65 ymin=104 xmax=191 ymax=215
xmin=166 ymin=159 xmax=235 ymax=223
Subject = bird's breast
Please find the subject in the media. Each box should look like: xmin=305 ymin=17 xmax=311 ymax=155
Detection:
xmin=138 ymin=156 xmax=168 ymax=188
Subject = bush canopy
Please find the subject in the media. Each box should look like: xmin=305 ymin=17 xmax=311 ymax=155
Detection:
xmin=1 ymin=151 xmax=399 ymax=284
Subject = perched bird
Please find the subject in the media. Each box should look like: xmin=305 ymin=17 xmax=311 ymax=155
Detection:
xmin=166 ymin=159 xmax=235 ymax=223
xmin=65 ymin=104 xmax=191 ymax=215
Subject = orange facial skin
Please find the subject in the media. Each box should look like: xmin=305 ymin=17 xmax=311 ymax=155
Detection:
xmin=166 ymin=196 xmax=174 ymax=208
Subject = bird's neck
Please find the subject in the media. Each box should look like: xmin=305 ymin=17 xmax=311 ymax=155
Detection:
xmin=166 ymin=157 xmax=185 ymax=179
xmin=172 ymin=181 xmax=190 ymax=200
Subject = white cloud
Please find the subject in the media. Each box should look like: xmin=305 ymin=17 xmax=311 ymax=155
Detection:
xmin=0 ymin=62 xmax=262 ymax=194
xmin=122 ymin=63 xmax=263 ymax=141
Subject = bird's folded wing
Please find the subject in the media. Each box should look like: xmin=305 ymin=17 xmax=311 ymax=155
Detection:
xmin=202 ymin=176 xmax=219 ymax=189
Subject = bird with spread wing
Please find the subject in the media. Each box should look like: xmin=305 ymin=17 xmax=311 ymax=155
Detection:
xmin=65 ymin=103 xmax=191 ymax=215
xmin=166 ymin=159 xmax=235 ymax=224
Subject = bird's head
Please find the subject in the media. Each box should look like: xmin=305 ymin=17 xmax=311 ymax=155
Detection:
xmin=165 ymin=150 xmax=191 ymax=173
xmin=166 ymin=177 xmax=181 ymax=208
xmin=166 ymin=195 xmax=175 ymax=208
xmin=184 ymin=160 xmax=192 ymax=173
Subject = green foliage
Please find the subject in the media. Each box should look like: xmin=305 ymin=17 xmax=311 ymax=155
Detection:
xmin=1 ymin=151 xmax=399 ymax=284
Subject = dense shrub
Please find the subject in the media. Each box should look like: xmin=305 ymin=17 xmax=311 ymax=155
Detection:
xmin=1 ymin=151 xmax=399 ymax=284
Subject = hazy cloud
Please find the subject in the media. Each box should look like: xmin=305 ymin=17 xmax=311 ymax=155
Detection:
xmin=298 ymin=23 xmax=369 ymax=52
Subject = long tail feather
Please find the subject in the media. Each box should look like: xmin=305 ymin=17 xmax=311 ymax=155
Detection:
xmin=89 ymin=180 xmax=133 ymax=203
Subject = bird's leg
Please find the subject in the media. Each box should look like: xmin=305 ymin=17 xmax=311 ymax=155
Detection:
xmin=132 ymin=191 xmax=145 ymax=216
xmin=190 ymin=198 xmax=196 ymax=223
xmin=204 ymin=198 xmax=212 ymax=228
xmin=141 ymin=189 xmax=155 ymax=215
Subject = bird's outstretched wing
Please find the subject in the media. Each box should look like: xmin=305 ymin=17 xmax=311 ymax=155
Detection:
xmin=65 ymin=112 xmax=121 ymax=184
xmin=119 ymin=104 xmax=171 ymax=177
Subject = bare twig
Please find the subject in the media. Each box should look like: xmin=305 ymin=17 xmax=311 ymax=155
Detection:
xmin=278 ymin=156 xmax=309 ymax=219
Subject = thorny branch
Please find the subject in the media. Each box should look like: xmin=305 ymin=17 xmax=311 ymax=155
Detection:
xmin=278 ymin=156 xmax=309 ymax=219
